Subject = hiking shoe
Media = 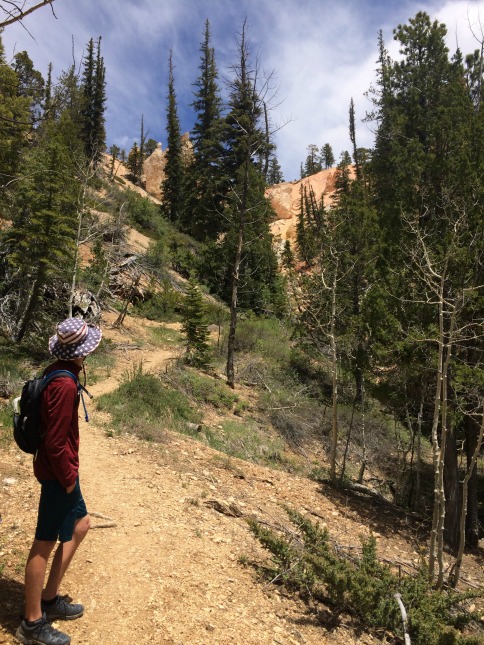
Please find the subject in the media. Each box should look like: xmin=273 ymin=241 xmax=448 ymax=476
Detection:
xmin=41 ymin=596 xmax=84 ymax=621
xmin=15 ymin=615 xmax=71 ymax=645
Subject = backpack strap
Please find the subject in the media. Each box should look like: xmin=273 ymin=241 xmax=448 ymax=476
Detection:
xmin=42 ymin=370 xmax=93 ymax=422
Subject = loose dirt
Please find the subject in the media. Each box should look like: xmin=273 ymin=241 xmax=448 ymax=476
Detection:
xmin=0 ymin=312 xmax=482 ymax=645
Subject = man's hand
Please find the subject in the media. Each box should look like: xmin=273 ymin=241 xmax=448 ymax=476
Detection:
xmin=66 ymin=483 xmax=76 ymax=494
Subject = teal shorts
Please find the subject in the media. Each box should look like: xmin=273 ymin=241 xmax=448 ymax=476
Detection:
xmin=35 ymin=477 xmax=88 ymax=543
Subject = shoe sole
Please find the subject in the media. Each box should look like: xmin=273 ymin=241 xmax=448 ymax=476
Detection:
xmin=45 ymin=610 xmax=83 ymax=621
xmin=15 ymin=626 xmax=72 ymax=645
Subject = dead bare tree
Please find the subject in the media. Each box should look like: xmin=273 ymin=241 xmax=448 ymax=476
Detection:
xmin=0 ymin=0 xmax=56 ymax=28
xmin=68 ymin=157 xmax=98 ymax=317
xmin=290 ymin=240 xmax=352 ymax=484
xmin=402 ymin=206 xmax=484 ymax=587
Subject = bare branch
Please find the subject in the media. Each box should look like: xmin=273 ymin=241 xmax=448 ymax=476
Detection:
xmin=0 ymin=0 xmax=56 ymax=28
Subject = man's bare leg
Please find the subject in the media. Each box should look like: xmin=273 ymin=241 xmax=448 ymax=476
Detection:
xmin=24 ymin=540 xmax=57 ymax=622
xmin=42 ymin=515 xmax=91 ymax=601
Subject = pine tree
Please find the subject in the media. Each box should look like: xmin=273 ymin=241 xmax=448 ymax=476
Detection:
xmin=126 ymin=142 xmax=140 ymax=182
xmin=302 ymin=144 xmax=321 ymax=176
xmin=145 ymin=138 xmax=158 ymax=156
xmin=43 ymin=62 xmax=53 ymax=121
xmin=161 ymin=51 xmax=184 ymax=223
xmin=266 ymin=153 xmax=284 ymax=184
xmin=215 ymin=21 xmax=282 ymax=386
xmin=80 ymin=37 xmax=106 ymax=163
xmin=181 ymin=278 xmax=211 ymax=368
xmin=11 ymin=50 xmax=44 ymax=123
xmin=368 ymin=11 xmax=484 ymax=571
xmin=5 ymin=116 xmax=80 ymax=341
xmin=0 ymin=35 xmax=31 ymax=195
xmin=321 ymin=143 xmax=335 ymax=168
xmin=183 ymin=20 xmax=225 ymax=239
xmin=53 ymin=63 xmax=83 ymax=125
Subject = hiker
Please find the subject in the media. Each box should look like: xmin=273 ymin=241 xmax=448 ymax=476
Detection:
xmin=16 ymin=318 xmax=102 ymax=645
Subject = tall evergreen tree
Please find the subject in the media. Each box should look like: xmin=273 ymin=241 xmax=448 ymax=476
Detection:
xmin=126 ymin=142 xmax=141 ymax=182
xmin=214 ymin=20 xmax=281 ymax=386
xmin=321 ymin=143 xmax=335 ymax=168
xmin=266 ymin=152 xmax=284 ymax=184
xmin=80 ymin=37 xmax=106 ymax=163
xmin=11 ymin=51 xmax=44 ymax=124
xmin=161 ymin=51 xmax=184 ymax=223
xmin=0 ymin=36 xmax=31 ymax=196
xmin=4 ymin=116 xmax=80 ymax=341
xmin=302 ymin=144 xmax=321 ymax=177
xmin=368 ymin=11 xmax=484 ymax=566
xmin=182 ymin=20 xmax=225 ymax=239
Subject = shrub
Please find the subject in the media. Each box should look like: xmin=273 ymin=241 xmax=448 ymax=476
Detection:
xmin=248 ymin=508 xmax=482 ymax=645
xmin=96 ymin=364 xmax=200 ymax=441
xmin=134 ymin=285 xmax=183 ymax=322
xmin=203 ymin=419 xmax=285 ymax=466
xmin=171 ymin=369 xmax=238 ymax=410
xmin=0 ymin=402 xmax=13 ymax=447
xmin=230 ymin=316 xmax=292 ymax=364
xmin=125 ymin=191 xmax=163 ymax=236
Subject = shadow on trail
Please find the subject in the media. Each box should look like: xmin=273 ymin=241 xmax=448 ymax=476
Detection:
xmin=0 ymin=575 xmax=24 ymax=634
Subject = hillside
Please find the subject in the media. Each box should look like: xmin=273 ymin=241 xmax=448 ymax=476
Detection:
xmin=1 ymin=302 xmax=483 ymax=644
xmin=0 ymin=162 xmax=482 ymax=645
xmin=111 ymin=147 xmax=345 ymax=258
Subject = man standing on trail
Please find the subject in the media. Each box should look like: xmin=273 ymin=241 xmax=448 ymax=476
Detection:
xmin=16 ymin=318 xmax=102 ymax=645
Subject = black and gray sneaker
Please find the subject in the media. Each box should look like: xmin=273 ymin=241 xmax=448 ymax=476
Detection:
xmin=15 ymin=614 xmax=71 ymax=645
xmin=41 ymin=596 xmax=84 ymax=621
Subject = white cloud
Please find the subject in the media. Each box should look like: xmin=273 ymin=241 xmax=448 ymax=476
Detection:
xmin=2 ymin=0 xmax=482 ymax=180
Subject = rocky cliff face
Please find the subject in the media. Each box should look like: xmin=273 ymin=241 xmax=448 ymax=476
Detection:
xmin=143 ymin=143 xmax=166 ymax=200
xmin=143 ymin=135 xmax=193 ymax=200
xmin=267 ymin=167 xmax=346 ymax=255
xmin=139 ymin=143 xmax=346 ymax=255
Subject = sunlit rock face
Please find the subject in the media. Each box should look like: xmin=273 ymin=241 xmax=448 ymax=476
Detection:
xmin=143 ymin=135 xmax=193 ymax=201
xmin=267 ymin=167 xmax=351 ymax=255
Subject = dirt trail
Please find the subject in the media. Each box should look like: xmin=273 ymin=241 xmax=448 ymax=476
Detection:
xmin=1 ymin=313 xmax=482 ymax=645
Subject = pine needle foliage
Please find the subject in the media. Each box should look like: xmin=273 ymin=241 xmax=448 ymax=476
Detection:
xmin=181 ymin=278 xmax=211 ymax=368
xmin=248 ymin=508 xmax=482 ymax=644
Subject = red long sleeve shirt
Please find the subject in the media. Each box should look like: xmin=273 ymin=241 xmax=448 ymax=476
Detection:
xmin=34 ymin=360 xmax=82 ymax=489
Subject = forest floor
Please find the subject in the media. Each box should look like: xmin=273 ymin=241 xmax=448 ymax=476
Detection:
xmin=0 ymin=313 xmax=483 ymax=645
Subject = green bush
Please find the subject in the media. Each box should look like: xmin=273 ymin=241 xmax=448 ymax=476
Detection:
xmin=230 ymin=316 xmax=292 ymax=364
xmin=173 ymin=369 xmax=238 ymax=409
xmin=0 ymin=402 xmax=13 ymax=447
xmin=134 ymin=285 xmax=183 ymax=322
xmin=96 ymin=364 xmax=200 ymax=441
xmin=125 ymin=191 xmax=163 ymax=237
xmin=248 ymin=508 xmax=482 ymax=645
xmin=203 ymin=419 xmax=285 ymax=466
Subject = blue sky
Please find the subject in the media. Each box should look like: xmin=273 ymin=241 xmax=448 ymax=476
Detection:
xmin=2 ymin=0 xmax=482 ymax=180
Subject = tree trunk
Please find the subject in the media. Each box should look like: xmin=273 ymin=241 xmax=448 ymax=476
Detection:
xmin=329 ymin=258 xmax=339 ymax=484
xmin=453 ymin=412 xmax=484 ymax=586
xmin=443 ymin=421 xmax=461 ymax=554
xmin=226 ymin=155 xmax=250 ymax=389
xmin=14 ymin=274 xmax=43 ymax=343
xmin=464 ymin=414 xmax=480 ymax=548
xmin=225 ymin=223 xmax=243 ymax=389
xmin=114 ymin=272 xmax=141 ymax=327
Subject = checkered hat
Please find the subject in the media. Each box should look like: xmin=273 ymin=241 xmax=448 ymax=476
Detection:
xmin=49 ymin=318 xmax=102 ymax=360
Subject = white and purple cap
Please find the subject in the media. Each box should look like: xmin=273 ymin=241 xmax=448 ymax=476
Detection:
xmin=49 ymin=318 xmax=102 ymax=360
